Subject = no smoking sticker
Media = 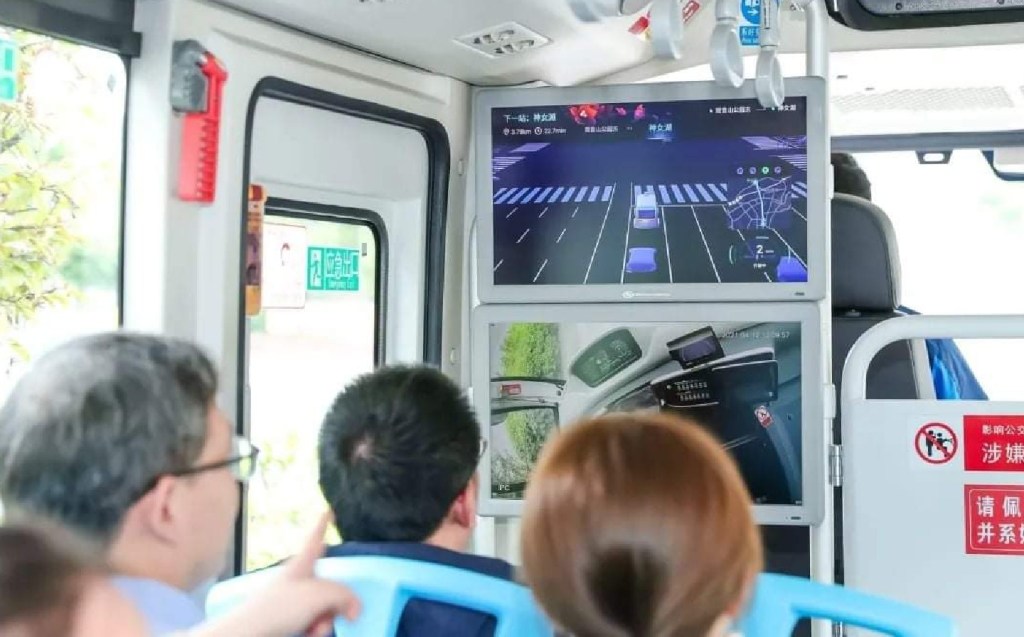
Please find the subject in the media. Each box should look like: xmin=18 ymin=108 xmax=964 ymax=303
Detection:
xmin=915 ymin=422 xmax=958 ymax=465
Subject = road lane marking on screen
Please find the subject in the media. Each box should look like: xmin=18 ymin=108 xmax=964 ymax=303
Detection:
xmin=584 ymin=184 xmax=616 ymax=284
xmin=533 ymin=259 xmax=548 ymax=283
xmin=770 ymin=228 xmax=806 ymax=268
xmin=661 ymin=206 xmax=673 ymax=283
xmin=620 ymin=185 xmax=636 ymax=284
xmin=691 ymin=206 xmax=721 ymax=283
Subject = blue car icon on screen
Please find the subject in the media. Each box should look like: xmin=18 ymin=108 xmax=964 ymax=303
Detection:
xmin=776 ymin=256 xmax=807 ymax=282
xmin=626 ymin=247 xmax=657 ymax=273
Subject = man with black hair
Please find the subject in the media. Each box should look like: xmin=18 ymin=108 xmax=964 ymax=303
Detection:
xmin=831 ymin=152 xmax=872 ymax=201
xmin=317 ymin=365 xmax=511 ymax=637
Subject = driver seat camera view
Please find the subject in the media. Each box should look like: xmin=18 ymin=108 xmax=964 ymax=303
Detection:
xmin=488 ymin=320 xmax=803 ymax=507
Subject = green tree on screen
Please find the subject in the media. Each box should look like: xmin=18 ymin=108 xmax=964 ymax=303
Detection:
xmin=0 ymin=31 xmax=83 ymax=367
xmin=497 ymin=323 xmax=561 ymax=480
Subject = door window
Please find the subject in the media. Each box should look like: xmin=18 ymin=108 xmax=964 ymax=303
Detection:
xmin=244 ymin=206 xmax=382 ymax=570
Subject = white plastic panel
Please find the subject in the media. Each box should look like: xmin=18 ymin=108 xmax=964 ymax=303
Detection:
xmin=250 ymin=97 xmax=430 ymax=364
xmin=842 ymin=316 xmax=1024 ymax=636
xmin=843 ymin=399 xmax=1024 ymax=636
xmin=124 ymin=0 xmax=471 ymax=420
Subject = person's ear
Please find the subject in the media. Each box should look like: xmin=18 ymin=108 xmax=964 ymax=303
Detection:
xmin=464 ymin=474 xmax=479 ymax=527
xmin=132 ymin=476 xmax=183 ymax=545
xmin=450 ymin=475 xmax=479 ymax=529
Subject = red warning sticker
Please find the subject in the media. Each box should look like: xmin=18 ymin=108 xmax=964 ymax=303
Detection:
xmin=965 ymin=485 xmax=1024 ymax=556
xmin=964 ymin=415 xmax=1024 ymax=472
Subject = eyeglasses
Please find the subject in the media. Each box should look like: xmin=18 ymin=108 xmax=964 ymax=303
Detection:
xmin=135 ymin=435 xmax=259 ymax=503
xmin=169 ymin=435 xmax=260 ymax=483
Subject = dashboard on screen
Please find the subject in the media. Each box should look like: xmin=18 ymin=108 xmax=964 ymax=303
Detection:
xmin=474 ymin=79 xmax=826 ymax=303
xmin=472 ymin=304 xmax=825 ymax=526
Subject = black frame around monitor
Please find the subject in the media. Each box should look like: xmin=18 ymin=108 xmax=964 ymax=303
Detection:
xmin=473 ymin=78 xmax=829 ymax=304
xmin=472 ymin=302 xmax=826 ymax=526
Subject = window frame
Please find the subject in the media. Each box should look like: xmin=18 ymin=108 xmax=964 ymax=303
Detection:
xmin=261 ymin=198 xmax=389 ymax=364
xmin=239 ymin=198 xmax=387 ymax=572
xmin=834 ymin=130 xmax=1024 ymax=154
xmin=234 ymin=78 xmax=450 ymax=574
xmin=0 ymin=22 xmax=130 ymax=327
xmin=0 ymin=0 xmax=141 ymax=57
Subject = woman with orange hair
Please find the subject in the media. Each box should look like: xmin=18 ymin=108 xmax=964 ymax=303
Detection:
xmin=521 ymin=412 xmax=762 ymax=637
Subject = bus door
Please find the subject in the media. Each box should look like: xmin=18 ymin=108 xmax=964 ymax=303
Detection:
xmin=122 ymin=0 xmax=467 ymax=572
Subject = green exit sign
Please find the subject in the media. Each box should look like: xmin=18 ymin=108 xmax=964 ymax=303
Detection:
xmin=0 ymin=39 xmax=17 ymax=103
xmin=307 ymin=246 xmax=359 ymax=292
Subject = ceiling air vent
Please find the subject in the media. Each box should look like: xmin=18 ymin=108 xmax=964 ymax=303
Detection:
xmin=455 ymin=22 xmax=551 ymax=59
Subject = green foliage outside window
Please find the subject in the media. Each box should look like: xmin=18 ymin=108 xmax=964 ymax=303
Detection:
xmin=494 ymin=323 xmax=561 ymax=487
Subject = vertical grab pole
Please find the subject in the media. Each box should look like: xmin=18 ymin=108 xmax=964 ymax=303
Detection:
xmin=796 ymin=0 xmax=829 ymax=80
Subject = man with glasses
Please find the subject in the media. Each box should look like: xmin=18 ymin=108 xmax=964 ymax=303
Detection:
xmin=0 ymin=332 xmax=258 ymax=635
xmin=318 ymin=365 xmax=512 ymax=637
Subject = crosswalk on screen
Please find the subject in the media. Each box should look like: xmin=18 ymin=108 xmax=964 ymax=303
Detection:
xmin=490 ymin=98 xmax=809 ymax=286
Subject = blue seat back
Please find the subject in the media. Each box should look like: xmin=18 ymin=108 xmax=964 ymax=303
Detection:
xmin=739 ymin=574 xmax=957 ymax=637
xmin=206 ymin=555 xmax=555 ymax=637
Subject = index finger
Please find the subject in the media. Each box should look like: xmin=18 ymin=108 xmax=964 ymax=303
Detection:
xmin=282 ymin=510 xmax=332 ymax=578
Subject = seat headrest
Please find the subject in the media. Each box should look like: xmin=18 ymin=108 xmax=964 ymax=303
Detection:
xmin=831 ymin=194 xmax=902 ymax=312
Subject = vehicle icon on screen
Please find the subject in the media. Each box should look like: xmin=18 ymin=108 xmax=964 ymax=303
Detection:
xmin=625 ymin=247 xmax=657 ymax=273
xmin=633 ymin=192 xmax=660 ymax=230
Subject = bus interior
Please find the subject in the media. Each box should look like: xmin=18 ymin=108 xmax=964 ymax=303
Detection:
xmin=2 ymin=0 xmax=1024 ymax=634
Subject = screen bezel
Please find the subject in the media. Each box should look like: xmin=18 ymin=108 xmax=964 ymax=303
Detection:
xmin=471 ymin=302 xmax=826 ymax=525
xmin=473 ymin=78 xmax=828 ymax=304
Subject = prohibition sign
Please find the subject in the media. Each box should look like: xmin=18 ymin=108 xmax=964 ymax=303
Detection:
xmin=915 ymin=422 xmax=958 ymax=464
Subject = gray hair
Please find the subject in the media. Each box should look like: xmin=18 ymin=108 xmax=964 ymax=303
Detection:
xmin=0 ymin=332 xmax=218 ymax=545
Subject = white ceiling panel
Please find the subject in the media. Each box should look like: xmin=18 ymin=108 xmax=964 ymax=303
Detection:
xmin=209 ymin=0 xmax=1024 ymax=87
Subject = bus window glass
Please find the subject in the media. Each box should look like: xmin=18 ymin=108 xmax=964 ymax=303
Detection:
xmin=0 ymin=26 xmax=125 ymax=402
xmin=854 ymin=151 xmax=1024 ymax=400
xmin=245 ymin=212 xmax=380 ymax=571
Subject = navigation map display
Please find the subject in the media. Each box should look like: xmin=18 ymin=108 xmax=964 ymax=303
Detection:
xmin=475 ymin=80 xmax=829 ymax=302
xmin=483 ymin=318 xmax=808 ymax=516
xmin=490 ymin=97 xmax=808 ymax=286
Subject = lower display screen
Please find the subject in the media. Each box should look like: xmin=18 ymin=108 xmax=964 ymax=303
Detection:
xmin=487 ymin=320 xmax=803 ymax=506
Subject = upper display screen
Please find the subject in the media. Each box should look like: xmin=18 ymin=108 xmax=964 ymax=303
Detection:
xmin=489 ymin=97 xmax=809 ymax=287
